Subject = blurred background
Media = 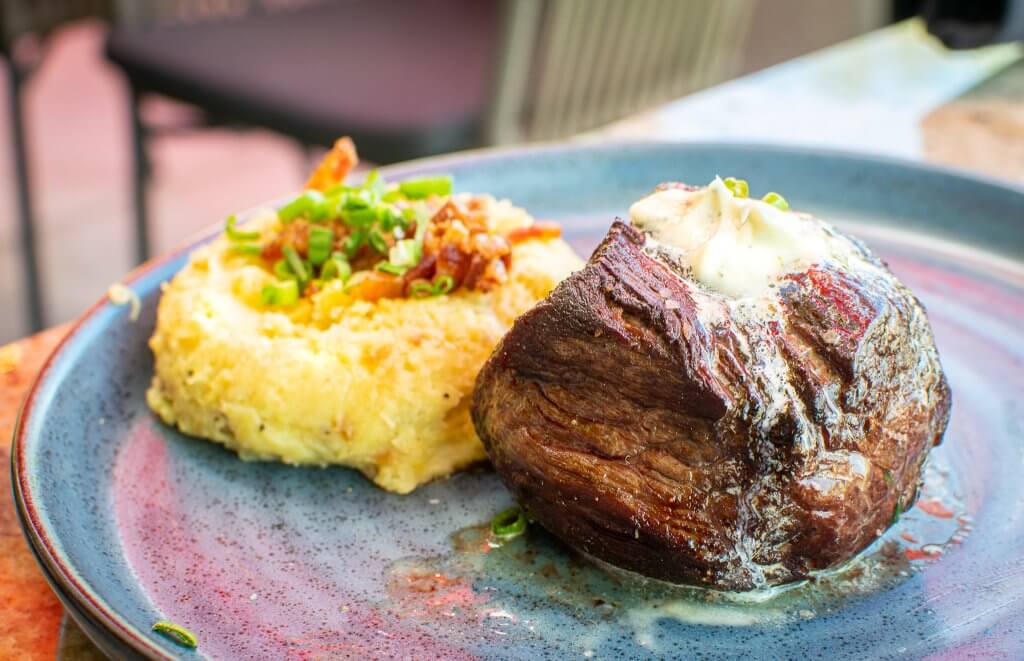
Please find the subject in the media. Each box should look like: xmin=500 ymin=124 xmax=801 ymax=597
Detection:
xmin=0 ymin=0 xmax=1019 ymax=343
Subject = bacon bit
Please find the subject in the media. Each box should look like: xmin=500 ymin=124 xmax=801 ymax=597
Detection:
xmin=344 ymin=271 xmax=404 ymax=302
xmin=917 ymin=499 xmax=955 ymax=519
xmin=305 ymin=137 xmax=358 ymax=192
xmin=262 ymin=219 xmax=312 ymax=262
xmin=904 ymin=546 xmax=941 ymax=561
xmin=506 ymin=222 xmax=562 ymax=244
xmin=900 ymin=532 xmax=918 ymax=544
xmin=420 ymin=199 xmax=512 ymax=293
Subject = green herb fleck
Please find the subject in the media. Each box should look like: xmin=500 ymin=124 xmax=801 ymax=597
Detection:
xmin=490 ymin=506 xmax=527 ymax=539
xmin=410 ymin=274 xmax=455 ymax=298
xmin=225 ymin=214 xmax=260 ymax=241
xmin=723 ymin=177 xmax=749 ymax=198
xmin=399 ymin=175 xmax=453 ymax=200
xmin=261 ymin=279 xmax=299 ymax=306
xmin=891 ymin=497 xmax=904 ymax=526
xmin=761 ymin=192 xmax=789 ymax=210
xmin=152 ymin=621 xmax=197 ymax=649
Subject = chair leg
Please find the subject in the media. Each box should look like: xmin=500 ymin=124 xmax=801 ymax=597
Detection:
xmin=7 ymin=63 xmax=45 ymax=332
xmin=129 ymin=85 xmax=151 ymax=264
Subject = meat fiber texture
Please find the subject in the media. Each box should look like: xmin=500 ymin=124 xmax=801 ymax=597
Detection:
xmin=473 ymin=212 xmax=950 ymax=590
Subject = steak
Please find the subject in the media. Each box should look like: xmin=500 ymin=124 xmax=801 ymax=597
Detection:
xmin=472 ymin=207 xmax=950 ymax=589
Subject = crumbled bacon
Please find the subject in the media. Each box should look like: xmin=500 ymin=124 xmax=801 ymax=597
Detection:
xmin=507 ymin=221 xmax=562 ymax=244
xmin=262 ymin=219 xmax=312 ymax=261
xmin=345 ymin=271 xmax=404 ymax=302
xmin=417 ymin=200 xmax=513 ymax=293
xmin=305 ymin=137 xmax=358 ymax=192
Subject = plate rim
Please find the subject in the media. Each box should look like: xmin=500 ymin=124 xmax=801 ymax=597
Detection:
xmin=11 ymin=139 xmax=1024 ymax=658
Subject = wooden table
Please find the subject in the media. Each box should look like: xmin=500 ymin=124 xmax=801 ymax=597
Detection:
xmin=3 ymin=18 xmax=1021 ymax=660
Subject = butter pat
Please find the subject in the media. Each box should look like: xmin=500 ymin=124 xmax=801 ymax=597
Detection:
xmin=629 ymin=178 xmax=854 ymax=298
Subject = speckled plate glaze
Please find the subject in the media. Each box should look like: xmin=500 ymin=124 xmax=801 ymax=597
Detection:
xmin=13 ymin=143 xmax=1024 ymax=660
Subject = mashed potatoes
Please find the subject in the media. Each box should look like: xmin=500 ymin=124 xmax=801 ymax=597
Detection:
xmin=147 ymin=198 xmax=580 ymax=493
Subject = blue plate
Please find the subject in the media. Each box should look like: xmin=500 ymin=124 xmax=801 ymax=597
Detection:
xmin=13 ymin=143 xmax=1024 ymax=659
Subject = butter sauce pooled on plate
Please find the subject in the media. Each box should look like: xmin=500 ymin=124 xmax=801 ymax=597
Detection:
xmin=473 ymin=177 xmax=951 ymax=590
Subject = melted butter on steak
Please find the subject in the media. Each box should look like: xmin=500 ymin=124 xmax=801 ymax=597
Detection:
xmin=630 ymin=178 xmax=861 ymax=299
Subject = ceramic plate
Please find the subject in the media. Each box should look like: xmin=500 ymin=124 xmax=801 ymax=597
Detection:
xmin=13 ymin=143 xmax=1024 ymax=659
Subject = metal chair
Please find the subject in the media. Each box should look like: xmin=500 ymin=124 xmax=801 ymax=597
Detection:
xmin=105 ymin=0 xmax=755 ymax=264
xmin=0 ymin=0 xmax=111 ymax=331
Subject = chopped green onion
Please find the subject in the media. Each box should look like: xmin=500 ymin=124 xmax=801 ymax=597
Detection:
xmin=381 ymin=187 xmax=402 ymax=203
xmin=342 ymin=206 xmax=378 ymax=228
xmin=278 ymin=191 xmax=324 ymax=222
xmin=344 ymin=228 xmax=367 ymax=257
xmin=891 ymin=497 xmax=904 ymax=526
xmin=410 ymin=274 xmax=455 ymax=298
xmin=310 ymin=194 xmax=341 ymax=222
xmin=378 ymin=205 xmax=405 ymax=231
xmin=409 ymin=281 xmax=434 ymax=296
xmin=343 ymin=189 xmax=375 ymax=210
xmin=399 ymin=175 xmax=452 ymax=199
xmin=376 ymin=262 xmax=408 ymax=275
xmin=273 ymin=258 xmax=293 ymax=280
xmin=320 ymin=252 xmax=352 ymax=282
xmin=282 ymin=245 xmax=308 ymax=283
xmin=225 ymin=214 xmax=259 ymax=241
xmin=308 ymin=226 xmax=334 ymax=265
xmin=389 ymin=239 xmax=421 ymax=269
xmin=490 ymin=507 xmax=527 ymax=539
xmin=363 ymin=169 xmax=387 ymax=196
xmin=367 ymin=228 xmax=389 ymax=254
xmin=761 ymin=192 xmax=789 ymax=210
xmin=261 ymin=279 xmax=299 ymax=306
xmin=433 ymin=274 xmax=454 ymax=295
xmin=229 ymin=242 xmax=262 ymax=256
xmin=723 ymin=177 xmax=749 ymax=198
xmin=152 ymin=621 xmax=198 ymax=649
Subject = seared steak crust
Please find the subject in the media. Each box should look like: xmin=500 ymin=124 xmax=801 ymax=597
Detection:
xmin=472 ymin=220 xmax=950 ymax=589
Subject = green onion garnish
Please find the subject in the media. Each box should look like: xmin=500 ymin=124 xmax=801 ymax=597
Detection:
xmin=320 ymin=252 xmax=352 ymax=282
xmin=261 ymin=279 xmax=299 ymax=306
xmin=152 ymin=621 xmax=197 ymax=649
xmin=308 ymin=226 xmax=334 ymax=265
xmin=384 ymin=238 xmax=422 ymax=273
xmin=891 ymin=497 xmax=904 ymax=526
xmin=367 ymin=228 xmax=389 ymax=254
xmin=282 ymin=245 xmax=308 ymax=283
xmin=363 ymin=169 xmax=387 ymax=196
xmin=225 ymin=214 xmax=259 ymax=241
xmin=433 ymin=274 xmax=454 ymax=295
xmin=761 ymin=192 xmax=789 ymax=210
xmin=278 ymin=191 xmax=324 ymax=223
xmin=343 ymin=188 xmax=375 ymax=211
xmin=344 ymin=228 xmax=367 ymax=257
xmin=342 ymin=206 xmax=378 ymax=228
xmin=399 ymin=175 xmax=453 ymax=200
xmin=490 ymin=507 xmax=527 ymax=539
xmin=230 ymin=242 xmax=262 ymax=256
xmin=410 ymin=274 xmax=455 ymax=298
xmin=273 ymin=258 xmax=293 ymax=280
xmin=310 ymin=194 xmax=340 ymax=222
xmin=723 ymin=177 xmax=749 ymax=198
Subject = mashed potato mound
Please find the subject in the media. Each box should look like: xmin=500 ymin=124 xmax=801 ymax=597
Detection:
xmin=147 ymin=198 xmax=580 ymax=493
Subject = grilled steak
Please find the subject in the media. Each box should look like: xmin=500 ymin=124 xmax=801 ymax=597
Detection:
xmin=472 ymin=181 xmax=950 ymax=589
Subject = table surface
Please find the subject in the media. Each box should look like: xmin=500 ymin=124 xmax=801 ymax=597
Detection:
xmin=4 ymin=18 xmax=1022 ymax=660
